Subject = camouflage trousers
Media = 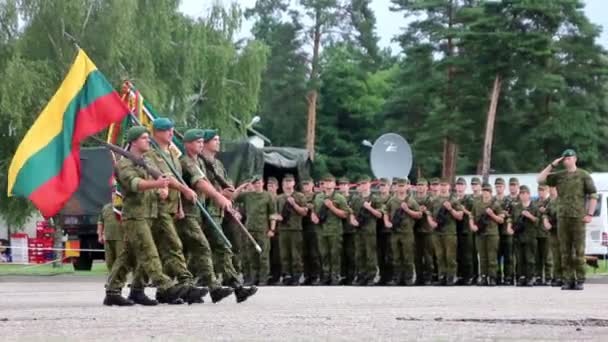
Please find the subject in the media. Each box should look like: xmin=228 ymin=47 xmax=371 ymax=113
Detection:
xmin=204 ymin=215 xmax=240 ymax=284
xmin=243 ymin=230 xmax=270 ymax=282
xmin=279 ymin=230 xmax=303 ymax=276
xmin=558 ymin=217 xmax=586 ymax=282
xmin=497 ymin=234 xmax=515 ymax=280
xmin=414 ymin=232 xmax=434 ymax=282
xmin=342 ymin=233 xmax=356 ymax=282
xmin=433 ymin=234 xmax=457 ymax=278
xmin=515 ymin=237 xmax=537 ymax=279
xmin=318 ymin=234 xmax=342 ymax=277
xmin=355 ymin=231 xmax=377 ymax=280
xmin=150 ymin=212 xmax=194 ymax=286
xmin=535 ymin=237 xmax=553 ymax=281
xmin=476 ymin=234 xmax=499 ymax=278
xmin=391 ymin=231 xmax=415 ymax=281
xmin=106 ymin=218 xmax=174 ymax=292
xmin=175 ymin=216 xmax=221 ymax=289
xmin=104 ymin=239 xmax=124 ymax=272
xmin=457 ymin=233 xmax=476 ymax=281
xmin=302 ymin=227 xmax=321 ymax=280
xmin=550 ymin=232 xmax=562 ymax=280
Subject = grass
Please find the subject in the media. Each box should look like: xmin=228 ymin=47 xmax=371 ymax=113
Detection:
xmin=586 ymin=259 xmax=608 ymax=276
xmin=0 ymin=261 xmax=108 ymax=276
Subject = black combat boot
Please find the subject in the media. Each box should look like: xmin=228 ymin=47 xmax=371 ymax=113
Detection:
xmin=551 ymin=278 xmax=563 ymax=287
xmin=525 ymin=277 xmax=535 ymax=287
xmin=561 ymin=280 xmax=575 ymax=290
xmin=504 ymin=277 xmax=514 ymax=286
xmin=292 ymin=274 xmax=302 ymax=286
xmin=487 ymin=277 xmax=497 ymax=287
xmin=156 ymin=284 xmax=188 ymax=304
xmin=128 ymin=288 xmax=158 ymax=306
xmin=573 ymin=281 xmax=584 ymax=291
xmin=445 ymin=276 xmax=457 ymax=286
xmin=477 ymin=275 xmax=487 ymax=286
xmin=210 ymin=286 xmax=234 ymax=303
xmin=534 ymin=277 xmax=545 ymax=286
xmin=182 ymin=286 xmax=209 ymax=304
xmin=235 ymin=285 xmax=258 ymax=303
xmin=103 ymin=291 xmax=134 ymax=306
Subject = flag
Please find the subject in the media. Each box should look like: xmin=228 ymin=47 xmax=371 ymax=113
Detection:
xmin=7 ymin=49 xmax=130 ymax=217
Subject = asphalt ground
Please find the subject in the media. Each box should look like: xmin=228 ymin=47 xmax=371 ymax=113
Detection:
xmin=1 ymin=276 xmax=607 ymax=341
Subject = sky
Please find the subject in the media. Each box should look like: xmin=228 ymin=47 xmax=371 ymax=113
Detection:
xmin=179 ymin=0 xmax=608 ymax=50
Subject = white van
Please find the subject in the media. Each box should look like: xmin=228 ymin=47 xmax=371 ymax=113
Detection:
xmin=458 ymin=173 xmax=608 ymax=257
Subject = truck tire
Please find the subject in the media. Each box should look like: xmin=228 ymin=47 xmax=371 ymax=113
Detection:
xmin=73 ymin=255 xmax=93 ymax=271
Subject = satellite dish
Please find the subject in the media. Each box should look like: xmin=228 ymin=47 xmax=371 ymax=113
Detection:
xmin=370 ymin=133 xmax=413 ymax=180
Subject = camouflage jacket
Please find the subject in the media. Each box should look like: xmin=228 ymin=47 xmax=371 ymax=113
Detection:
xmin=546 ymin=169 xmax=597 ymax=218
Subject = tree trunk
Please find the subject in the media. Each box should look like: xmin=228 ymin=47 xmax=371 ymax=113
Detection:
xmin=305 ymin=16 xmax=322 ymax=161
xmin=479 ymin=74 xmax=502 ymax=183
xmin=441 ymin=0 xmax=458 ymax=182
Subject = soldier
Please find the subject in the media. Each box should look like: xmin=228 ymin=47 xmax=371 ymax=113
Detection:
xmin=469 ymin=177 xmax=482 ymax=281
xmin=429 ymin=178 xmax=440 ymax=197
xmin=338 ymin=177 xmax=356 ymax=285
xmin=350 ymin=176 xmax=383 ymax=285
xmin=414 ymin=178 xmax=436 ymax=285
xmin=455 ymin=177 xmax=476 ymax=286
xmin=510 ymin=185 xmax=539 ymax=286
xmin=103 ymin=126 xmax=193 ymax=306
xmin=538 ymin=149 xmax=598 ymax=290
xmin=534 ymin=184 xmax=553 ymax=285
xmin=495 ymin=177 xmax=516 ymax=285
xmin=276 ymin=174 xmax=308 ymax=285
xmin=314 ymin=175 xmax=349 ymax=285
xmin=469 ymin=183 xmax=504 ymax=286
xmin=432 ymin=178 xmax=463 ymax=286
xmin=97 ymin=197 xmax=122 ymax=271
xmin=301 ymin=177 xmax=322 ymax=285
xmin=267 ymin=176 xmax=281 ymax=284
xmin=543 ymin=186 xmax=562 ymax=286
xmin=144 ymin=118 xmax=209 ymax=303
xmin=199 ymin=128 xmax=258 ymax=300
xmin=175 ymin=129 xmax=234 ymax=303
xmin=237 ymin=175 xmax=277 ymax=286
xmin=375 ymin=178 xmax=393 ymax=285
xmin=384 ymin=178 xmax=422 ymax=285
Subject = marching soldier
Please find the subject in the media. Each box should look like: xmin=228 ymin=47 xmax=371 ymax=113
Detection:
xmin=539 ymin=149 xmax=598 ymax=290
xmin=237 ymin=175 xmax=277 ymax=285
xmin=383 ymin=178 xmax=422 ymax=285
xmin=276 ymin=174 xmax=308 ymax=285
xmin=175 ymin=129 xmax=234 ymax=303
xmin=432 ymin=178 xmax=463 ymax=286
xmin=534 ymin=184 xmax=553 ymax=285
xmin=199 ymin=128 xmax=258 ymax=301
xmin=350 ymin=176 xmax=383 ymax=285
xmin=494 ymin=177 xmax=515 ymax=285
xmin=301 ymin=177 xmax=322 ymax=285
xmin=338 ymin=177 xmax=356 ymax=285
xmin=314 ymin=175 xmax=349 ymax=285
xmin=103 ymin=126 xmax=194 ymax=306
xmin=543 ymin=186 xmax=562 ymax=286
xmin=469 ymin=183 xmax=503 ymax=286
xmin=375 ymin=178 xmax=393 ymax=285
xmin=510 ymin=185 xmax=539 ymax=286
xmin=414 ymin=178 xmax=436 ymax=285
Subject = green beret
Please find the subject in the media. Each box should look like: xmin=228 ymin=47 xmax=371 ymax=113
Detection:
xmin=519 ymin=185 xmax=530 ymax=193
xmin=202 ymin=129 xmax=218 ymax=142
xmin=358 ymin=175 xmax=371 ymax=183
xmin=482 ymin=183 xmax=492 ymax=192
xmin=322 ymin=174 xmax=336 ymax=182
xmin=509 ymin=177 xmax=519 ymax=185
xmin=283 ymin=174 xmax=295 ymax=181
xmin=471 ymin=177 xmax=481 ymax=185
xmin=562 ymin=149 xmax=576 ymax=157
xmin=183 ymin=129 xmax=205 ymax=143
xmin=494 ymin=177 xmax=505 ymax=185
xmin=126 ymin=126 xmax=149 ymax=143
xmin=416 ymin=178 xmax=428 ymax=185
xmin=430 ymin=178 xmax=440 ymax=185
xmin=456 ymin=177 xmax=466 ymax=185
xmin=378 ymin=178 xmax=389 ymax=184
xmin=338 ymin=177 xmax=349 ymax=185
xmin=267 ymin=177 xmax=278 ymax=184
xmin=152 ymin=117 xmax=174 ymax=131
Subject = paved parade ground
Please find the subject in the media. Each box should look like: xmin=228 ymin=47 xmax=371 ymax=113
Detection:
xmin=1 ymin=276 xmax=607 ymax=341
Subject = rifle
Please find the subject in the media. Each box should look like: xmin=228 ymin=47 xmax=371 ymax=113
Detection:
xmin=391 ymin=208 xmax=406 ymax=228
xmin=476 ymin=213 xmax=490 ymax=234
xmin=435 ymin=207 xmax=449 ymax=232
xmin=318 ymin=191 xmax=337 ymax=225
xmin=512 ymin=214 xmax=527 ymax=234
xmin=280 ymin=196 xmax=292 ymax=222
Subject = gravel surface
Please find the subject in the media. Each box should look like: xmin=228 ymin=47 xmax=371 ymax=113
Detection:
xmin=1 ymin=277 xmax=607 ymax=341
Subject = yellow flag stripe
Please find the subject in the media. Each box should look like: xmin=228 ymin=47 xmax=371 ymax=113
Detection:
xmin=7 ymin=50 xmax=97 ymax=195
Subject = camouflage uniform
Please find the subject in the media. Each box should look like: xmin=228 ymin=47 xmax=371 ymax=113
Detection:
xmin=302 ymin=189 xmax=322 ymax=284
xmin=543 ymin=196 xmax=562 ymax=284
xmin=457 ymin=192 xmax=478 ymax=285
xmin=432 ymin=194 xmax=462 ymax=284
xmin=314 ymin=190 xmax=349 ymax=284
xmin=414 ymin=189 xmax=436 ymax=285
xmin=376 ymin=186 xmax=393 ymax=284
xmin=511 ymin=197 xmax=539 ymax=285
xmin=471 ymin=195 xmax=502 ymax=283
xmin=238 ymin=190 xmax=276 ymax=284
xmin=341 ymin=187 xmax=357 ymax=285
xmin=98 ymin=203 xmax=124 ymax=271
xmin=277 ymin=191 xmax=307 ymax=283
xmin=546 ymin=168 xmax=597 ymax=286
xmin=534 ymin=194 xmax=553 ymax=284
xmin=495 ymin=185 xmax=516 ymax=284
xmin=350 ymin=192 xmax=381 ymax=285
xmin=385 ymin=192 xmax=420 ymax=285
xmin=144 ymin=148 xmax=195 ymax=286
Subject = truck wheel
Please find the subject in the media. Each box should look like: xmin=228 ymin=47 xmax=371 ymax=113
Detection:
xmin=72 ymin=255 xmax=93 ymax=271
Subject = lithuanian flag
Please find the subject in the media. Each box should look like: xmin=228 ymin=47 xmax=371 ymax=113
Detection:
xmin=7 ymin=49 xmax=130 ymax=217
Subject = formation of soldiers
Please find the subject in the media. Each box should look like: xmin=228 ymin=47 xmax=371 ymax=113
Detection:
xmin=97 ymin=120 xmax=597 ymax=306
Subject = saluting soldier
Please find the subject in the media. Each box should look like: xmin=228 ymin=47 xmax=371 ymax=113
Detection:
xmin=538 ymin=149 xmax=598 ymax=290
xmin=414 ymin=178 xmax=437 ymax=285
xmin=469 ymin=183 xmax=503 ymax=286
xmin=534 ymin=184 xmax=553 ymax=285
xmin=383 ymin=178 xmax=422 ymax=285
